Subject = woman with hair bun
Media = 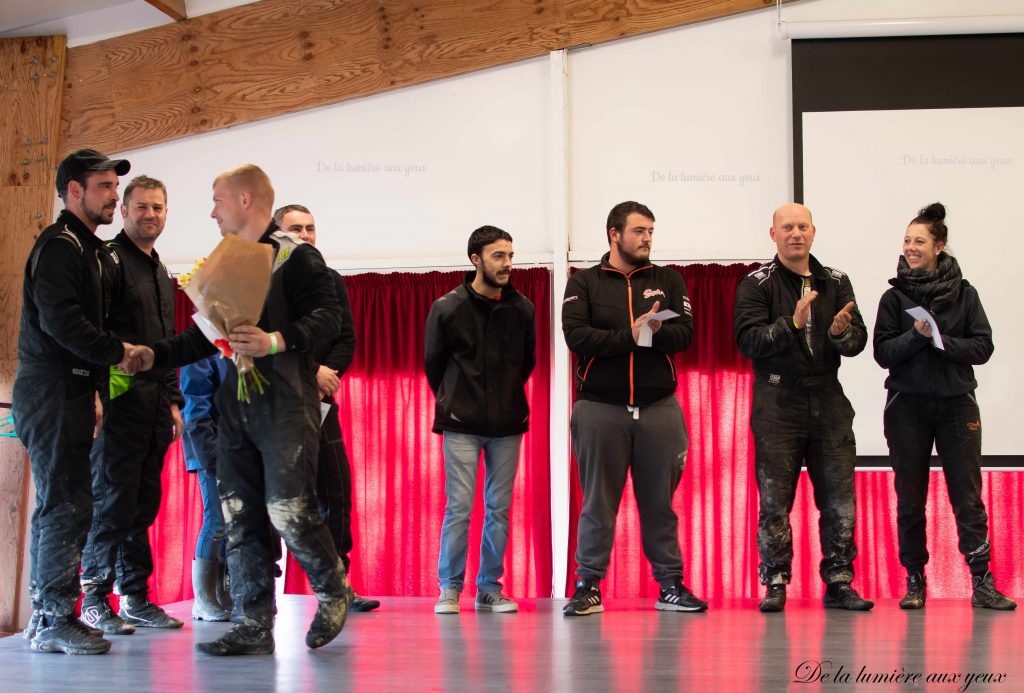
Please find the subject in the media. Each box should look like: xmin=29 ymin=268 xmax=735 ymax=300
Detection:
xmin=873 ymin=202 xmax=1016 ymax=611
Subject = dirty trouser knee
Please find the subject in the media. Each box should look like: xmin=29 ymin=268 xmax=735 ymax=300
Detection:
xmin=752 ymin=380 xmax=858 ymax=586
xmin=217 ymin=370 xmax=347 ymax=629
xmin=805 ymin=385 xmax=857 ymax=584
xmin=14 ymin=371 xmax=95 ymax=616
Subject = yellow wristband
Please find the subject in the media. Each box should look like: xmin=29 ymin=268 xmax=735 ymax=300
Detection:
xmin=269 ymin=333 xmax=279 ymax=355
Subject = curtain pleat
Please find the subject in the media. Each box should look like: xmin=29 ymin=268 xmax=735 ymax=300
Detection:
xmin=145 ymin=264 xmax=1022 ymax=604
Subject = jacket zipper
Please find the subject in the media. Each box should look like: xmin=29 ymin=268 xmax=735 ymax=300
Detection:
xmin=602 ymin=265 xmax=651 ymax=406
xmin=627 ymin=281 xmax=635 ymax=405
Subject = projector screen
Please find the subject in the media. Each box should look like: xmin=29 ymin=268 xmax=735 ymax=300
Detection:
xmin=803 ymin=107 xmax=1024 ymax=456
xmin=793 ymin=34 xmax=1024 ymax=462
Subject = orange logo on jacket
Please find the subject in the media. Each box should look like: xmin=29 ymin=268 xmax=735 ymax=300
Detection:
xmin=966 ymin=421 xmax=981 ymax=432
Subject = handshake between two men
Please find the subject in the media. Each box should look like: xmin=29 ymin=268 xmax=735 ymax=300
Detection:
xmin=118 ymin=343 xmax=154 ymax=374
xmin=116 ymin=324 xmax=282 ymax=375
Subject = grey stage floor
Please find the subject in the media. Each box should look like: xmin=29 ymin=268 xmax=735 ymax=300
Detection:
xmin=1 ymin=596 xmax=1021 ymax=691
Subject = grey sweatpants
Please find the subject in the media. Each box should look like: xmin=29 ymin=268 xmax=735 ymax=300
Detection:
xmin=571 ymin=395 xmax=689 ymax=585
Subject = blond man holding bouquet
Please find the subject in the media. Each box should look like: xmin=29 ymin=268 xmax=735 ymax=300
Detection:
xmin=133 ymin=164 xmax=351 ymax=655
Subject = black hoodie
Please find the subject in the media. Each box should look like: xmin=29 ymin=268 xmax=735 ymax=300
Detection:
xmin=425 ymin=272 xmax=536 ymax=437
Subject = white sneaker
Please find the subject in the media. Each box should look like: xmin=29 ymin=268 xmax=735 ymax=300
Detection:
xmin=434 ymin=586 xmax=460 ymax=614
xmin=475 ymin=590 xmax=518 ymax=613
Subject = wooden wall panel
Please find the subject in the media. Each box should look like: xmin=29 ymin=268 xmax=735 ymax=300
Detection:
xmin=0 ymin=35 xmax=66 ymax=634
xmin=59 ymin=0 xmax=782 ymax=156
xmin=62 ymin=43 xmax=116 ymax=151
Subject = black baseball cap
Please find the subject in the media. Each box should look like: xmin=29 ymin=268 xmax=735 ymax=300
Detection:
xmin=55 ymin=148 xmax=131 ymax=196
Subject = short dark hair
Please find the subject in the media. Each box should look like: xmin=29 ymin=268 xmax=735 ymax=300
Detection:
xmin=123 ymin=175 xmax=167 ymax=206
xmin=910 ymin=202 xmax=949 ymax=246
xmin=467 ymin=225 xmax=513 ymax=260
xmin=606 ymin=201 xmax=655 ymax=244
xmin=273 ymin=204 xmax=312 ymax=228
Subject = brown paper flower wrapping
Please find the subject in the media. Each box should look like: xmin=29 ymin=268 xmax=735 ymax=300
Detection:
xmin=183 ymin=234 xmax=273 ymax=401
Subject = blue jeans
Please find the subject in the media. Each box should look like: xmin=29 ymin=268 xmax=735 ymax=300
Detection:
xmin=194 ymin=467 xmax=226 ymax=561
xmin=437 ymin=432 xmax=522 ymax=592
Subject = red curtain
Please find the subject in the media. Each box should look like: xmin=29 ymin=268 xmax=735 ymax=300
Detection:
xmin=148 ymin=263 xmax=1022 ymax=604
xmin=283 ymin=268 xmax=553 ymax=598
xmin=148 ymin=269 xmax=552 ymax=602
xmin=563 ymin=263 xmax=1024 ymax=600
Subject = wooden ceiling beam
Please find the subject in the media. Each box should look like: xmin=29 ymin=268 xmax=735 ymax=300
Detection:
xmin=145 ymin=0 xmax=188 ymax=22
xmin=61 ymin=0 xmax=792 ymax=156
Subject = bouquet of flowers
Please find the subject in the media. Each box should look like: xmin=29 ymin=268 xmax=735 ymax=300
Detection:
xmin=178 ymin=234 xmax=274 ymax=402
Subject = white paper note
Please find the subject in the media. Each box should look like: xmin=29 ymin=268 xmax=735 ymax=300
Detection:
xmin=320 ymin=402 xmax=332 ymax=425
xmin=905 ymin=306 xmax=944 ymax=350
xmin=636 ymin=309 xmax=681 ymax=348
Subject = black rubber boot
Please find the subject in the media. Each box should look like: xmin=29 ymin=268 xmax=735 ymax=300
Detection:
xmin=192 ymin=559 xmax=230 ymax=622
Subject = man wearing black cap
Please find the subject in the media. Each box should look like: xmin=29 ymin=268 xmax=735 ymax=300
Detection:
xmin=13 ymin=148 xmax=139 ymax=655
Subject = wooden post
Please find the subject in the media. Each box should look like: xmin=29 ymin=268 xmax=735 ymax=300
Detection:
xmin=0 ymin=35 xmax=67 ymax=634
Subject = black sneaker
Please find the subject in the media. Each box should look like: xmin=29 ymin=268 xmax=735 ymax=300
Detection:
xmin=119 ymin=594 xmax=184 ymax=629
xmin=33 ymin=609 xmax=101 ymax=638
xmin=31 ymin=615 xmax=111 ymax=655
xmin=23 ymin=610 xmax=41 ymax=640
xmin=899 ymin=573 xmax=926 ymax=610
xmin=656 ymin=581 xmax=708 ymax=612
xmin=759 ymin=584 xmax=787 ymax=613
xmin=195 ymin=624 xmax=275 ymax=656
xmin=306 ymin=593 xmax=351 ymax=649
xmin=73 ymin=617 xmax=104 ymax=637
xmin=563 ymin=579 xmax=603 ymax=616
xmin=82 ymin=599 xmax=136 ymax=635
xmin=351 ymin=594 xmax=381 ymax=612
xmin=971 ymin=572 xmax=1017 ymax=610
xmin=824 ymin=583 xmax=874 ymax=611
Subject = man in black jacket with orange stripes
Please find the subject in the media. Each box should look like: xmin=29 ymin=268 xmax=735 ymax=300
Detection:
xmin=561 ymin=201 xmax=706 ymax=616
